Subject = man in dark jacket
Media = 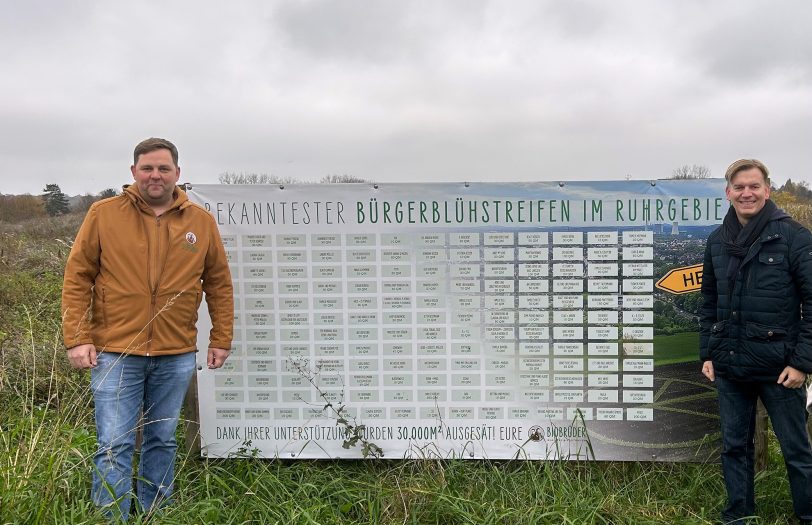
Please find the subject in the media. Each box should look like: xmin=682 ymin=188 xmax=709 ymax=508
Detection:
xmin=700 ymin=159 xmax=812 ymax=524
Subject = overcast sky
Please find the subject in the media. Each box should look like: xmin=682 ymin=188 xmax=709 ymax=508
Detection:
xmin=2 ymin=0 xmax=811 ymax=196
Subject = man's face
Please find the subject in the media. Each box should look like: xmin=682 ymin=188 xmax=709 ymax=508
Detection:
xmin=131 ymin=148 xmax=180 ymax=207
xmin=725 ymin=167 xmax=770 ymax=224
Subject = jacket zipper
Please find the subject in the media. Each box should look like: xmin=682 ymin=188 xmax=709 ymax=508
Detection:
xmin=146 ymin=215 xmax=161 ymax=355
xmin=146 ymin=211 xmax=179 ymax=355
xmin=156 ymin=215 xmax=173 ymax=291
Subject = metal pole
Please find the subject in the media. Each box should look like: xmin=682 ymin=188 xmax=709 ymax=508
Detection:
xmin=183 ymin=373 xmax=201 ymax=456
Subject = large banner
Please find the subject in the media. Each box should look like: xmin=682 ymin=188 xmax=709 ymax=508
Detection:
xmin=188 ymin=180 xmax=724 ymax=461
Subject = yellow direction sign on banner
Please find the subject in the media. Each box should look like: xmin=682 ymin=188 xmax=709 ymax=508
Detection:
xmin=656 ymin=263 xmax=704 ymax=294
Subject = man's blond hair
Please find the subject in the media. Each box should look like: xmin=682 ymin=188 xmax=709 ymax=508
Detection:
xmin=724 ymin=159 xmax=769 ymax=185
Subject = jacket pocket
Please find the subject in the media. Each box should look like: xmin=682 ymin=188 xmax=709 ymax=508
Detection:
xmin=101 ymin=287 xmax=108 ymax=328
xmin=153 ymin=290 xmax=199 ymax=350
xmin=755 ymin=252 xmax=789 ymax=290
xmin=707 ymin=320 xmax=730 ymax=361
xmin=743 ymin=321 xmax=788 ymax=370
xmin=189 ymin=290 xmax=201 ymax=331
xmin=745 ymin=321 xmax=787 ymax=341
xmin=710 ymin=320 xmax=727 ymax=334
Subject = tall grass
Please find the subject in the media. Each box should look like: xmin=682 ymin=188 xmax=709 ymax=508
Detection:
xmin=0 ymin=214 xmax=799 ymax=524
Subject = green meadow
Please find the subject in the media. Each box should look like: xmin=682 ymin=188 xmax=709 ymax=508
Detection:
xmin=653 ymin=332 xmax=700 ymax=366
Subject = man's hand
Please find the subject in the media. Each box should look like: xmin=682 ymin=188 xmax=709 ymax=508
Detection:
xmin=778 ymin=365 xmax=806 ymax=388
xmin=702 ymin=360 xmax=715 ymax=382
xmin=67 ymin=343 xmax=97 ymax=369
xmin=207 ymin=347 xmax=230 ymax=369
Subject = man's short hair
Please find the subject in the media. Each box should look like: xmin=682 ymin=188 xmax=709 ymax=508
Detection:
xmin=725 ymin=159 xmax=769 ymax=185
xmin=133 ymin=138 xmax=179 ymax=167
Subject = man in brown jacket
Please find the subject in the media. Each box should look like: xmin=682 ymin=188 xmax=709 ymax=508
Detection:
xmin=62 ymin=138 xmax=233 ymax=520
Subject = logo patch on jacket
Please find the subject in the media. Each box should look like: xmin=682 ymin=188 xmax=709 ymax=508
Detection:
xmin=183 ymin=232 xmax=199 ymax=253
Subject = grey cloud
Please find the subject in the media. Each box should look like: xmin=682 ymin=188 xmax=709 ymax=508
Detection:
xmin=273 ymin=0 xmax=433 ymax=63
xmin=690 ymin=2 xmax=812 ymax=83
xmin=1 ymin=0 xmax=811 ymax=196
xmin=541 ymin=0 xmax=609 ymax=39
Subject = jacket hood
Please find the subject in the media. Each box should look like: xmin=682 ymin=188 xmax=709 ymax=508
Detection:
xmin=122 ymin=184 xmax=191 ymax=213
xmin=769 ymin=205 xmax=791 ymax=222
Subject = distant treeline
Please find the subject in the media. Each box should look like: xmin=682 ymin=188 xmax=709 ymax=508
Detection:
xmin=0 ymin=185 xmax=117 ymax=223
xmin=2 ymin=179 xmax=810 ymax=226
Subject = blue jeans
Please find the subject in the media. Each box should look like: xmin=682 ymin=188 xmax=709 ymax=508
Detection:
xmin=90 ymin=351 xmax=196 ymax=521
xmin=716 ymin=376 xmax=812 ymax=523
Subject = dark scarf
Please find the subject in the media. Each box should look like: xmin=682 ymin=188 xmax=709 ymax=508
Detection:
xmin=720 ymin=199 xmax=783 ymax=289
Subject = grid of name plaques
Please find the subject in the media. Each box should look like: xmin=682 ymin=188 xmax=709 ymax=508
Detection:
xmin=212 ymin=229 xmax=654 ymax=425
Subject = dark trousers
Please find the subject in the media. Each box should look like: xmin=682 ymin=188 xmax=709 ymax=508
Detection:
xmin=716 ymin=376 xmax=812 ymax=523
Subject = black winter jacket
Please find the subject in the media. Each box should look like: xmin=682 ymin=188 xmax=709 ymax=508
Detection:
xmin=699 ymin=214 xmax=812 ymax=382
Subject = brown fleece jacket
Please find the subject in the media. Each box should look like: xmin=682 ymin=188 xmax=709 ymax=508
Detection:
xmin=62 ymin=185 xmax=233 ymax=355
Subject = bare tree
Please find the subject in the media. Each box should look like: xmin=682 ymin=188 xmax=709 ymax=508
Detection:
xmin=72 ymin=188 xmax=120 ymax=213
xmin=73 ymin=193 xmax=98 ymax=213
xmin=218 ymin=172 xmax=282 ymax=184
xmin=319 ymin=174 xmax=368 ymax=183
xmin=219 ymin=172 xmax=369 ymax=184
xmin=670 ymin=164 xmax=711 ymax=179
xmin=98 ymin=188 xmax=118 ymax=199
